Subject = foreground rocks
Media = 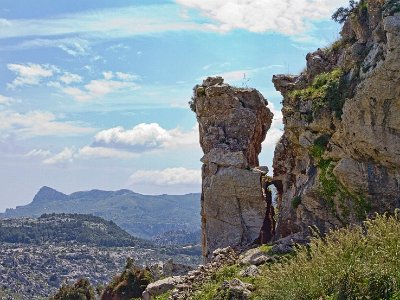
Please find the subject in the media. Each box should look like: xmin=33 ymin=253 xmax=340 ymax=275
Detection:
xmin=190 ymin=77 xmax=274 ymax=260
xmin=142 ymin=247 xmax=238 ymax=299
xmin=273 ymin=0 xmax=400 ymax=239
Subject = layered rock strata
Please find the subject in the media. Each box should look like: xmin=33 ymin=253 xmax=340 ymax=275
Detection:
xmin=190 ymin=77 xmax=273 ymax=260
xmin=273 ymin=0 xmax=400 ymax=239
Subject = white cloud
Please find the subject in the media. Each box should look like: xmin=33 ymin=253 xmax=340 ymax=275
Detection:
xmin=93 ymin=123 xmax=198 ymax=152
xmin=59 ymin=72 xmax=82 ymax=84
xmin=7 ymin=63 xmax=58 ymax=88
xmin=58 ymin=40 xmax=89 ymax=56
xmin=0 ymin=1 xmax=345 ymax=43
xmin=102 ymin=71 xmax=113 ymax=80
xmin=115 ymin=72 xmax=139 ymax=81
xmin=129 ymin=167 xmax=201 ymax=186
xmin=262 ymin=101 xmax=283 ymax=148
xmin=78 ymin=146 xmax=138 ymax=159
xmin=0 ymin=110 xmax=95 ymax=137
xmin=0 ymin=94 xmax=13 ymax=105
xmin=4 ymin=38 xmax=90 ymax=56
xmin=43 ymin=147 xmax=75 ymax=165
xmin=61 ymin=72 xmax=140 ymax=102
xmin=176 ymin=0 xmax=348 ymax=35
xmin=0 ymin=5 xmax=203 ymax=40
xmin=25 ymin=149 xmax=51 ymax=158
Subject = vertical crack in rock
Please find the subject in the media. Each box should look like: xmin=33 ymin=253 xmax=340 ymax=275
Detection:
xmin=190 ymin=77 xmax=274 ymax=261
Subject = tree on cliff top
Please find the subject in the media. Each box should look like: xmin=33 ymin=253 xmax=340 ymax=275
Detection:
xmin=332 ymin=0 xmax=360 ymax=23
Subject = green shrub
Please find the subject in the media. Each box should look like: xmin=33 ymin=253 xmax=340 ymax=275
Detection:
xmin=101 ymin=258 xmax=153 ymax=299
xmin=259 ymin=244 xmax=273 ymax=253
xmin=253 ymin=213 xmax=400 ymax=300
xmin=289 ymin=68 xmax=347 ymax=119
xmin=50 ymin=278 xmax=95 ymax=300
xmin=310 ymin=134 xmax=331 ymax=159
xmin=291 ymin=196 xmax=302 ymax=209
xmin=192 ymin=265 xmax=242 ymax=300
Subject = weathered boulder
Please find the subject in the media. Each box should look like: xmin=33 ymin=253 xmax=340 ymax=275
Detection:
xmin=272 ymin=0 xmax=400 ymax=240
xmin=239 ymin=248 xmax=273 ymax=266
xmin=142 ymin=276 xmax=183 ymax=300
xmin=191 ymin=77 xmax=274 ymax=260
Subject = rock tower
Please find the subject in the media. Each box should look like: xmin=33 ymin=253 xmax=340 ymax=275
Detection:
xmin=190 ymin=77 xmax=274 ymax=260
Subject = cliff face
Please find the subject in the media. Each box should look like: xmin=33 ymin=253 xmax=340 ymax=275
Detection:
xmin=273 ymin=0 xmax=400 ymax=238
xmin=190 ymin=77 xmax=274 ymax=260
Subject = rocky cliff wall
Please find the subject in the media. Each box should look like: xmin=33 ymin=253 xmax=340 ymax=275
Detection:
xmin=273 ymin=0 xmax=400 ymax=239
xmin=190 ymin=77 xmax=274 ymax=260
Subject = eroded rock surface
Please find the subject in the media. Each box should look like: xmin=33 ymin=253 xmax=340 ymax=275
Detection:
xmin=273 ymin=0 xmax=400 ymax=239
xmin=191 ymin=77 xmax=273 ymax=260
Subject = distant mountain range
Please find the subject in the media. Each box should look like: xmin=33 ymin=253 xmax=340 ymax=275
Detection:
xmin=0 ymin=186 xmax=201 ymax=240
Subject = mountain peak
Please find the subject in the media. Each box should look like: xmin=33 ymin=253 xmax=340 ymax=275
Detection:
xmin=32 ymin=186 xmax=68 ymax=203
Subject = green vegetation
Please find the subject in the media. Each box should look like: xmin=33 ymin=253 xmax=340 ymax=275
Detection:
xmin=50 ymin=278 xmax=95 ymax=300
xmin=252 ymin=213 xmax=400 ymax=300
xmin=101 ymin=258 xmax=153 ymax=299
xmin=310 ymin=134 xmax=331 ymax=159
xmin=308 ymin=134 xmax=371 ymax=221
xmin=289 ymin=68 xmax=347 ymax=118
xmin=331 ymin=0 xmax=362 ymax=23
xmin=291 ymin=196 xmax=302 ymax=209
xmin=155 ymin=291 xmax=172 ymax=300
xmin=192 ymin=265 xmax=245 ymax=300
xmin=317 ymin=158 xmax=371 ymax=221
xmin=1 ymin=187 xmax=201 ymax=241
xmin=384 ymin=0 xmax=400 ymax=15
xmin=259 ymin=244 xmax=273 ymax=254
xmin=0 ymin=213 xmax=147 ymax=247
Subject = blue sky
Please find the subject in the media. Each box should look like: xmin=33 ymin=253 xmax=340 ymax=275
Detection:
xmin=0 ymin=0 xmax=346 ymax=211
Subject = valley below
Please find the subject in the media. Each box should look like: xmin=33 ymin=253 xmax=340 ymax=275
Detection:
xmin=0 ymin=212 xmax=201 ymax=299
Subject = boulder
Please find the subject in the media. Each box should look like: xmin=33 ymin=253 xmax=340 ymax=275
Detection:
xmin=142 ymin=276 xmax=183 ymax=300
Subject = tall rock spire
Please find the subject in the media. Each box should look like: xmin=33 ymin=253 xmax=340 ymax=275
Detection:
xmin=190 ymin=77 xmax=274 ymax=260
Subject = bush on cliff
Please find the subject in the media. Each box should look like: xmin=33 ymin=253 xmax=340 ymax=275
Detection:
xmin=252 ymin=213 xmax=400 ymax=300
xmin=50 ymin=278 xmax=95 ymax=300
xmin=289 ymin=68 xmax=347 ymax=118
xmin=100 ymin=258 xmax=153 ymax=300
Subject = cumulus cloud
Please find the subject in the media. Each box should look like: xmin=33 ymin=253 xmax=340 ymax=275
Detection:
xmin=7 ymin=63 xmax=58 ymax=88
xmin=59 ymin=72 xmax=82 ymax=84
xmin=176 ymin=0 xmax=348 ymax=35
xmin=61 ymin=71 xmax=140 ymax=101
xmin=129 ymin=167 xmax=201 ymax=186
xmin=6 ymin=62 xmax=139 ymax=102
xmin=93 ymin=123 xmax=198 ymax=152
xmin=0 ymin=110 xmax=95 ymax=137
